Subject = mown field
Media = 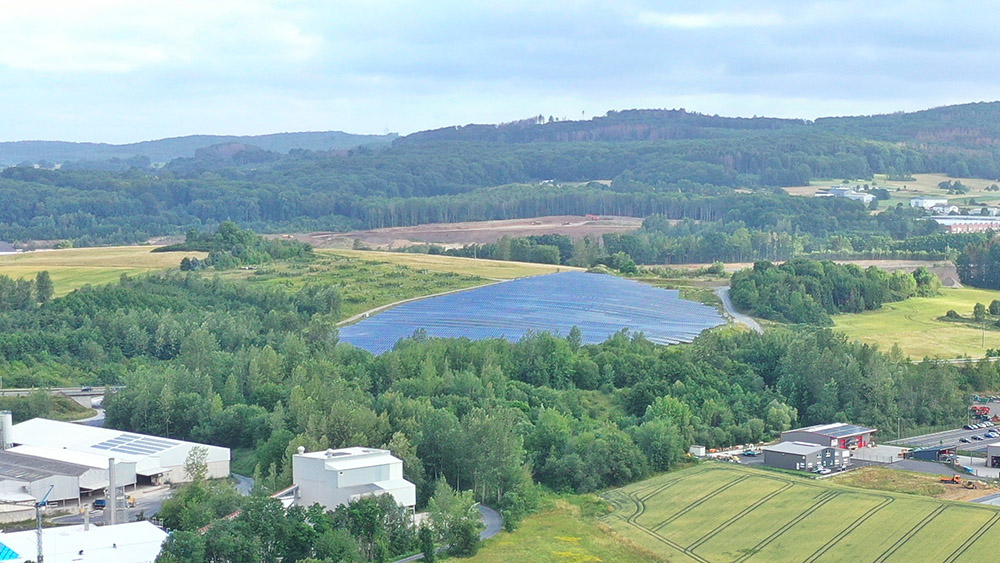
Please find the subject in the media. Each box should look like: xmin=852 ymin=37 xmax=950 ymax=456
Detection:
xmin=322 ymin=249 xmax=578 ymax=279
xmin=0 ymin=246 xmax=203 ymax=297
xmin=471 ymin=497 xmax=656 ymax=563
xmin=834 ymin=287 xmax=1000 ymax=359
xmin=600 ymin=464 xmax=1000 ymax=562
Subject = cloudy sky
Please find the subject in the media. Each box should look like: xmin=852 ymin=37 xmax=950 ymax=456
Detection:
xmin=1 ymin=1 xmax=997 ymax=143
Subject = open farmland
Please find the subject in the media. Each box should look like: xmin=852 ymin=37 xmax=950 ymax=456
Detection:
xmin=321 ymin=249 xmax=578 ymax=279
xmin=294 ymin=214 xmax=644 ymax=249
xmin=0 ymin=246 xmax=203 ymax=297
xmin=601 ymin=464 xmax=1000 ymax=562
xmin=784 ymin=173 xmax=1000 ymax=208
xmin=834 ymin=287 xmax=1000 ymax=359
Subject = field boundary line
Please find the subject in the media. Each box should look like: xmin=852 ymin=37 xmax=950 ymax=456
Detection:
xmin=872 ymin=505 xmax=947 ymax=563
xmin=803 ymin=496 xmax=894 ymax=563
xmin=686 ymin=481 xmax=794 ymax=552
xmin=336 ymin=279 xmax=507 ymax=327
xmin=943 ymin=511 xmax=1000 ymax=563
xmin=732 ymin=490 xmax=841 ymax=563
xmin=651 ymin=475 xmax=750 ymax=532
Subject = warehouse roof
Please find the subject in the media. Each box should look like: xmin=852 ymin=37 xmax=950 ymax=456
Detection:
xmin=788 ymin=423 xmax=876 ymax=438
xmin=0 ymin=521 xmax=166 ymax=562
xmin=0 ymin=450 xmax=89 ymax=482
xmin=8 ymin=445 xmax=112 ymax=470
xmin=11 ymin=418 xmax=229 ymax=475
xmin=764 ymin=441 xmax=829 ymax=456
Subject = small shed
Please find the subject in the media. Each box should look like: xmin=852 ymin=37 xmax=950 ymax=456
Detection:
xmin=909 ymin=445 xmax=955 ymax=462
xmin=689 ymin=445 xmax=706 ymax=457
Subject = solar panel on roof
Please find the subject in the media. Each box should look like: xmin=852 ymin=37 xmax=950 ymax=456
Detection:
xmin=339 ymin=272 xmax=725 ymax=354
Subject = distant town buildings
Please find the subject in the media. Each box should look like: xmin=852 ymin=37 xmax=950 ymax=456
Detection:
xmin=930 ymin=216 xmax=1000 ymax=233
xmin=910 ymin=197 xmax=949 ymax=210
xmin=814 ymin=186 xmax=875 ymax=204
xmin=290 ymin=446 xmax=416 ymax=511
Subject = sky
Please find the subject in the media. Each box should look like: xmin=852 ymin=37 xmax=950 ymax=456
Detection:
xmin=1 ymin=1 xmax=998 ymax=143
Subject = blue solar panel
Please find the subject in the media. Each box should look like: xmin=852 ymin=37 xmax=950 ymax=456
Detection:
xmin=339 ymin=272 xmax=725 ymax=354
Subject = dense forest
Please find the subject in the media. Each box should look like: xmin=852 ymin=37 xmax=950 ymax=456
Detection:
xmin=5 ymin=103 xmax=1000 ymax=252
xmin=730 ymin=259 xmax=941 ymax=325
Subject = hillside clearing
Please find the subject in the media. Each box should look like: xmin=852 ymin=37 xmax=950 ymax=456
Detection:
xmin=834 ymin=287 xmax=1000 ymax=359
xmin=0 ymin=246 xmax=202 ymax=297
xmin=600 ymin=463 xmax=1000 ymax=562
xmin=784 ymin=173 xmax=1000 ymax=208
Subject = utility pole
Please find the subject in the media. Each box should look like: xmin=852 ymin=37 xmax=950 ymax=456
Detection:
xmin=35 ymin=485 xmax=54 ymax=563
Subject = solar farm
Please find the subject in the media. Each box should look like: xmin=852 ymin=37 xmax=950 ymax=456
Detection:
xmin=601 ymin=464 xmax=1000 ymax=562
xmin=338 ymin=271 xmax=725 ymax=354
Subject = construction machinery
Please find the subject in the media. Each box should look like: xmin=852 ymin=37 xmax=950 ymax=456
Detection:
xmin=940 ymin=475 xmax=963 ymax=484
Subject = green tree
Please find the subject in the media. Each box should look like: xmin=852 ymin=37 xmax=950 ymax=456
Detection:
xmin=975 ymin=302 xmax=988 ymax=322
xmin=34 ymin=271 xmax=53 ymax=303
xmin=419 ymin=524 xmax=436 ymax=562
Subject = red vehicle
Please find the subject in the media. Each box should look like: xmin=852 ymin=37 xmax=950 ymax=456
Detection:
xmin=972 ymin=406 xmax=991 ymax=415
xmin=585 ymin=214 xmax=600 ymax=221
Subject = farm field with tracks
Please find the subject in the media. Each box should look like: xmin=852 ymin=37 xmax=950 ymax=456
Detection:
xmin=601 ymin=464 xmax=1000 ymax=562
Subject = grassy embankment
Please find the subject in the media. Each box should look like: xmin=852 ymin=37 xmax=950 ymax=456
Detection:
xmin=834 ymin=287 xmax=1000 ymax=359
xmin=594 ymin=463 xmax=1000 ymax=562
xmin=0 ymin=246 xmax=204 ymax=297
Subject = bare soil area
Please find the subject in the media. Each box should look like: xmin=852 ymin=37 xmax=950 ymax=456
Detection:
xmin=294 ymin=215 xmax=644 ymax=249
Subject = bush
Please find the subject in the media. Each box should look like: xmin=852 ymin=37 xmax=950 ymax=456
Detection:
xmin=946 ymin=310 xmax=962 ymax=319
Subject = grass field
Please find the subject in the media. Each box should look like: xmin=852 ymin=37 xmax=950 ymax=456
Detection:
xmin=0 ymin=246 xmax=202 ymax=297
xmin=321 ymin=249 xmax=578 ymax=279
xmin=471 ymin=497 xmax=656 ymax=563
xmin=217 ymin=252 xmax=493 ymax=321
xmin=834 ymin=287 xmax=1000 ymax=359
xmin=784 ymin=173 xmax=1000 ymax=209
xmin=600 ymin=463 xmax=1000 ymax=562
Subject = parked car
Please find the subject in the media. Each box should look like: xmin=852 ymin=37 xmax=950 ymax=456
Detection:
xmin=743 ymin=449 xmax=759 ymax=457
xmin=93 ymin=499 xmax=107 ymax=510
xmin=960 ymin=437 xmax=971 ymax=443
xmin=972 ymin=435 xmax=984 ymax=441
xmin=964 ymin=425 xmax=975 ymax=430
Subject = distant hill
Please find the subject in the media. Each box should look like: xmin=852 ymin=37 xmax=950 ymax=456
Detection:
xmin=397 ymin=109 xmax=804 ymax=144
xmin=396 ymin=102 xmax=1000 ymax=149
xmin=0 ymin=130 xmax=397 ymax=166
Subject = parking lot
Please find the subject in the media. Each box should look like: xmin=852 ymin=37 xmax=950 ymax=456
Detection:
xmin=890 ymin=399 xmax=1000 ymax=454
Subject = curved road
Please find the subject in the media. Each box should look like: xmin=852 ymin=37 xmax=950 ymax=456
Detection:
xmin=715 ymin=286 xmax=763 ymax=334
xmin=395 ymin=505 xmax=503 ymax=562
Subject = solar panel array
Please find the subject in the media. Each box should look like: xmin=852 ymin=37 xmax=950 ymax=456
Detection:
xmin=91 ymin=433 xmax=180 ymax=456
xmin=340 ymin=271 xmax=725 ymax=354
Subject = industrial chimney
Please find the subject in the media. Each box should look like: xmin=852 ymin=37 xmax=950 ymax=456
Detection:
xmin=0 ymin=411 xmax=12 ymax=450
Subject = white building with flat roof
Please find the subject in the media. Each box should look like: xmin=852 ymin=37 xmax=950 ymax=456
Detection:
xmin=0 ymin=521 xmax=166 ymax=563
xmin=911 ymin=197 xmax=949 ymax=209
xmin=292 ymin=447 xmax=415 ymax=510
xmin=11 ymin=418 xmax=229 ymax=485
xmin=7 ymin=444 xmax=137 ymax=491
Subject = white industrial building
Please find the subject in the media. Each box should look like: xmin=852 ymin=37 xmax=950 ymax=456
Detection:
xmin=11 ymin=418 xmax=230 ymax=485
xmin=8 ymin=445 xmax=137 ymax=491
xmin=910 ymin=197 xmax=949 ymax=209
xmin=0 ymin=521 xmax=166 ymax=563
xmin=292 ymin=447 xmax=416 ymax=511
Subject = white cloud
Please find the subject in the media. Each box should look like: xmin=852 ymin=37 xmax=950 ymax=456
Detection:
xmin=636 ymin=10 xmax=784 ymax=29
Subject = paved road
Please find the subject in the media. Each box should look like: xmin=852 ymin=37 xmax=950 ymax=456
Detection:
xmin=394 ymin=505 xmax=503 ymax=563
xmin=890 ymin=419 xmax=1000 ymax=454
xmin=74 ymin=407 xmax=106 ymax=427
xmin=233 ymin=474 xmax=255 ymax=496
xmin=715 ymin=287 xmax=763 ymax=334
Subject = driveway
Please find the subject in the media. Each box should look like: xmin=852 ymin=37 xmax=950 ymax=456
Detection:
xmin=394 ymin=505 xmax=503 ymax=562
xmin=714 ymin=287 xmax=763 ymax=334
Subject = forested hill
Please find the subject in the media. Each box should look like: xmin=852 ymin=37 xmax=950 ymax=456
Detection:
xmin=395 ymin=102 xmax=1000 ymax=148
xmin=396 ymin=110 xmax=805 ymax=144
xmin=0 ymin=130 xmax=396 ymax=166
